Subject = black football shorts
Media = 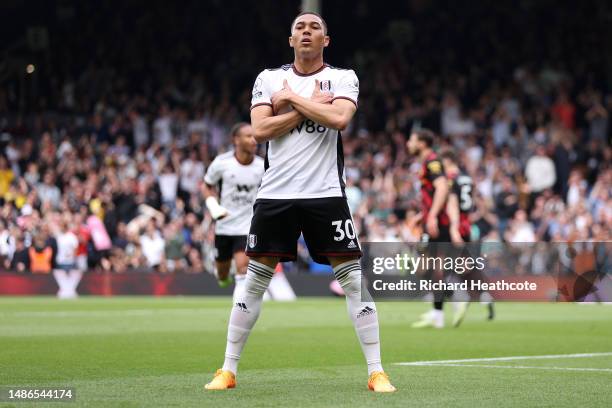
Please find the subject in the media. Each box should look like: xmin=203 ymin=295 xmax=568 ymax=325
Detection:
xmin=215 ymin=235 xmax=247 ymax=261
xmin=245 ymin=197 xmax=362 ymax=265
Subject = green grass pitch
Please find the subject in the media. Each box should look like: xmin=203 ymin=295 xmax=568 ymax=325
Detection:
xmin=1 ymin=297 xmax=611 ymax=407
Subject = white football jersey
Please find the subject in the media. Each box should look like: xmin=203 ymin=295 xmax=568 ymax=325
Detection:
xmin=204 ymin=151 xmax=265 ymax=236
xmin=251 ymin=63 xmax=359 ymax=199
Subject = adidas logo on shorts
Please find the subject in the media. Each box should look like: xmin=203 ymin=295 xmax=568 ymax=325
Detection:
xmin=347 ymin=240 xmax=357 ymax=249
xmin=356 ymin=306 xmax=375 ymax=318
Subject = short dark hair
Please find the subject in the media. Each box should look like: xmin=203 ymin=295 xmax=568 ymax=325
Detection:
xmin=439 ymin=149 xmax=458 ymax=163
xmin=291 ymin=11 xmax=328 ymax=35
xmin=230 ymin=122 xmax=250 ymax=139
xmin=412 ymin=129 xmax=436 ymax=148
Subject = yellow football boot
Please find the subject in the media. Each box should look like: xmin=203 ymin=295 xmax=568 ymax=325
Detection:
xmin=204 ymin=369 xmax=236 ymax=390
xmin=367 ymin=371 xmax=397 ymax=393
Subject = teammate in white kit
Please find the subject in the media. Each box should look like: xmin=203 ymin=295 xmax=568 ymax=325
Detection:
xmin=203 ymin=123 xmax=264 ymax=301
xmin=206 ymin=12 xmax=396 ymax=393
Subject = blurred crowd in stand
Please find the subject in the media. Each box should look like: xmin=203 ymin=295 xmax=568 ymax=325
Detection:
xmin=1 ymin=0 xmax=609 ymax=274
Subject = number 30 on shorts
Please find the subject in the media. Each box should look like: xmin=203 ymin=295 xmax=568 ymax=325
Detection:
xmin=331 ymin=220 xmax=356 ymax=241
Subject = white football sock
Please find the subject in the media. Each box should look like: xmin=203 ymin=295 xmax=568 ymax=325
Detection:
xmin=233 ymin=273 xmax=246 ymax=304
xmin=334 ymin=259 xmax=384 ymax=375
xmin=222 ymin=260 xmax=273 ymax=374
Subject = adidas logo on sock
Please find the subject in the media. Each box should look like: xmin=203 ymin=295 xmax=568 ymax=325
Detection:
xmin=347 ymin=240 xmax=357 ymax=249
xmin=235 ymin=302 xmax=250 ymax=313
xmin=356 ymin=306 xmax=375 ymax=318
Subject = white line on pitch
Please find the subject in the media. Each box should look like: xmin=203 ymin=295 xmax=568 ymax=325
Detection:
xmin=399 ymin=363 xmax=612 ymax=373
xmin=395 ymin=352 xmax=612 ymax=366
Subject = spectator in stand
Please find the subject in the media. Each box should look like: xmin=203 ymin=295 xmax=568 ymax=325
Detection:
xmin=158 ymin=162 xmax=179 ymax=211
xmin=494 ymin=176 xmax=519 ymax=236
xmin=129 ymin=109 xmax=150 ymax=149
xmin=86 ymin=209 xmax=112 ymax=270
xmin=140 ymin=221 xmax=165 ymax=271
xmin=108 ymin=135 xmax=131 ymax=163
xmin=0 ymin=220 xmax=14 ymax=266
xmin=179 ymin=150 xmax=205 ymax=198
xmin=10 ymin=238 xmax=29 ymax=273
xmin=37 ymin=171 xmax=62 ymax=210
xmin=164 ymin=220 xmax=186 ymax=272
xmin=73 ymin=212 xmax=90 ymax=272
xmin=0 ymin=156 xmax=14 ymax=197
xmin=585 ymin=92 xmax=609 ymax=143
xmin=23 ymin=162 xmax=39 ymax=187
xmin=525 ymin=144 xmax=556 ymax=197
xmin=505 ymin=210 xmax=536 ymax=243
xmin=28 ymin=233 xmax=54 ymax=274
xmin=153 ymin=105 xmax=173 ymax=147
xmin=551 ymin=91 xmax=576 ymax=130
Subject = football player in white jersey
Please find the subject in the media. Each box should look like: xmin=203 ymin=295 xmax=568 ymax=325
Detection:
xmin=206 ymin=12 xmax=396 ymax=393
xmin=202 ymin=123 xmax=264 ymax=301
